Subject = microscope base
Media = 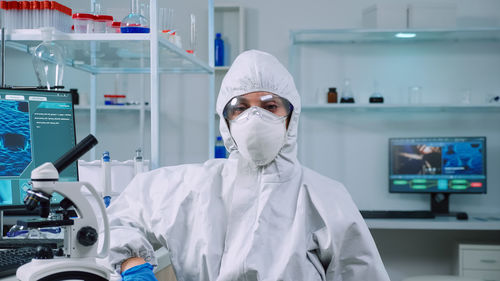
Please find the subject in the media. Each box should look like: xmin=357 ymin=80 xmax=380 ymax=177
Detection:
xmin=16 ymin=257 xmax=110 ymax=281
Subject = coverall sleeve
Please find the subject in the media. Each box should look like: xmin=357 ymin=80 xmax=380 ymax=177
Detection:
xmin=326 ymin=219 xmax=390 ymax=281
xmin=101 ymin=173 xmax=163 ymax=274
xmin=313 ymin=196 xmax=390 ymax=280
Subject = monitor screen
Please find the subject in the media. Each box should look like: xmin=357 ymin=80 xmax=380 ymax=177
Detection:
xmin=389 ymin=137 xmax=486 ymax=194
xmin=0 ymin=88 xmax=77 ymax=209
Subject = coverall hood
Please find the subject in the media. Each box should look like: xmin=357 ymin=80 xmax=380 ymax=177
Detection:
xmin=216 ymin=50 xmax=301 ymax=168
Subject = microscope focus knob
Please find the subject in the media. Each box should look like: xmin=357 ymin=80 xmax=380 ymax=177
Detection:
xmin=77 ymin=226 xmax=98 ymax=246
xmin=35 ymin=245 xmax=54 ymax=259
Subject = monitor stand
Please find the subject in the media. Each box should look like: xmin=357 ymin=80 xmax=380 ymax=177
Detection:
xmin=430 ymin=193 xmax=468 ymax=219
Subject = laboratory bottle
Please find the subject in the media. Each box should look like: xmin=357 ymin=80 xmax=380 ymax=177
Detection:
xmin=215 ymin=33 xmax=224 ymax=66
xmin=121 ymin=0 xmax=150 ymax=33
xmin=369 ymin=81 xmax=384 ymax=103
xmin=340 ymin=79 xmax=355 ymax=103
xmin=134 ymin=148 xmax=144 ymax=175
xmin=214 ymin=136 xmax=226 ymax=158
xmin=32 ymin=28 xmax=65 ymax=90
xmin=327 ymin=87 xmax=338 ymax=103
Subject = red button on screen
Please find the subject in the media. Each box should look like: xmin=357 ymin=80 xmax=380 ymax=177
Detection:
xmin=470 ymin=182 xmax=483 ymax=188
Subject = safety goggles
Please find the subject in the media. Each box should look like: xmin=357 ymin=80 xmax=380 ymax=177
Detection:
xmin=223 ymin=93 xmax=293 ymax=121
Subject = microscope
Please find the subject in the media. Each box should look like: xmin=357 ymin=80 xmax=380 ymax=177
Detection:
xmin=16 ymin=134 xmax=111 ymax=281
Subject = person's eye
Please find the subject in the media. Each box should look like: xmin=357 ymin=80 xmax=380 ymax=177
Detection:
xmin=235 ymin=105 xmax=247 ymax=112
xmin=264 ymin=104 xmax=278 ymax=111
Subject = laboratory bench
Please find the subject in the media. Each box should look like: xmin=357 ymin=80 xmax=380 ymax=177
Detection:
xmin=1 ymin=216 xmax=498 ymax=281
xmin=368 ymin=215 xmax=500 ymax=281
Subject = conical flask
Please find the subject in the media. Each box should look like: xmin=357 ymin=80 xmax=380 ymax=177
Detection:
xmin=32 ymin=28 xmax=65 ymax=89
xmin=340 ymin=78 xmax=355 ymax=103
xmin=121 ymin=0 xmax=150 ymax=33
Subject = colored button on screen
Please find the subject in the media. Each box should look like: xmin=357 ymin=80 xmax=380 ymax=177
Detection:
xmin=470 ymin=182 xmax=483 ymax=188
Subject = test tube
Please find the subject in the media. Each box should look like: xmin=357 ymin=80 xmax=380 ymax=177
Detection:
xmin=188 ymin=13 xmax=196 ymax=54
xmin=41 ymin=1 xmax=49 ymax=27
xmin=20 ymin=1 xmax=29 ymax=28
xmin=0 ymin=1 xmax=6 ymax=29
xmin=7 ymin=1 xmax=19 ymax=29
xmin=31 ymin=1 xmax=40 ymax=29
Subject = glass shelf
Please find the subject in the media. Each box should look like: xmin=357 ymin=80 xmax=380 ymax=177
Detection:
xmin=290 ymin=28 xmax=500 ymax=44
xmin=4 ymin=29 xmax=213 ymax=74
xmin=301 ymin=103 xmax=500 ymax=112
xmin=215 ymin=66 xmax=230 ymax=72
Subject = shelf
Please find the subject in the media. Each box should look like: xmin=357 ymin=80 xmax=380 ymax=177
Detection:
xmin=74 ymin=105 xmax=150 ymax=111
xmin=215 ymin=66 xmax=230 ymax=72
xmin=301 ymin=103 xmax=500 ymax=112
xmin=4 ymin=29 xmax=213 ymax=74
xmin=365 ymin=214 xmax=500 ymax=230
xmin=290 ymin=28 xmax=500 ymax=44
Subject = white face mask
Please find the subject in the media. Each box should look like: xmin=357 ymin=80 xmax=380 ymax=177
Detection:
xmin=230 ymin=107 xmax=287 ymax=166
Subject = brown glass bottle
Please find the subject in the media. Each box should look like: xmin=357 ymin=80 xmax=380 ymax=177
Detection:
xmin=327 ymin=87 xmax=338 ymax=103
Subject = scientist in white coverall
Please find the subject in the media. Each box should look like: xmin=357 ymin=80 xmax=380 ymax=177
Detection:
xmin=104 ymin=50 xmax=390 ymax=281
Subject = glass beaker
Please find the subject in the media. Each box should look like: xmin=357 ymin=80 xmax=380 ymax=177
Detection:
xmin=121 ymin=0 xmax=150 ymax=33
xmin=32 ymin=28 xmax=65 ymax=90
xmin=408 ymin=86 xmax=423 ymax=104
xmin=159 ymin=8 xmax=175 ymax=34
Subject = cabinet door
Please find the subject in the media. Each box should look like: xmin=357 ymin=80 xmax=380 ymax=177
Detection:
xmin=463 ymin=269 xmax=500 ymax=281
xmin=463 ymin=250 xmax=500 ymax=270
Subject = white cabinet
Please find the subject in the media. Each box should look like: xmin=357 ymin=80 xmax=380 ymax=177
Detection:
xmin=459 ymin=244 xmax=500 ymax=281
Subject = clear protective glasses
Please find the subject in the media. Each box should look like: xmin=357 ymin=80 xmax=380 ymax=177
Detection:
xmin=223 ymin=93 xmax=293 ymax=121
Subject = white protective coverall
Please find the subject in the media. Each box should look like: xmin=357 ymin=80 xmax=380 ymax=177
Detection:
xmin=104 ymin=50 xmax=390 ymax=281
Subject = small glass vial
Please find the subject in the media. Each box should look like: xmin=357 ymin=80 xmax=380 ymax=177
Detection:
xmin=327 ymin=87 xmax=338 ymax=103
xmin=340 ymin=79 xmax=355 ymax=103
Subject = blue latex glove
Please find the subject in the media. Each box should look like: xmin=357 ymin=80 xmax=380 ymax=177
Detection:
xmin=121 ymin=263 xmax=158 ymax=281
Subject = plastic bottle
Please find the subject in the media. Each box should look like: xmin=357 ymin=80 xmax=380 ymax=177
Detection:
xmin=340 ymin=78 xmax=355 ymax=103
xmin=134 ymin=148 xmax=144 ymax=175
xmin=214 ymin=136 xmax=226 ymax=158
xmin=214 ymin=33 xmax=224 ymax=66
xmin=101 ymin=151 xmax=112 ymax=207
xmin=32 ymin=28 xmax=65 ymax=90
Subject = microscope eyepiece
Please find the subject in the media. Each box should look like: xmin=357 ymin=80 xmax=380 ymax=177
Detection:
xmin=53 ymin=134 xmax=98 ymax=174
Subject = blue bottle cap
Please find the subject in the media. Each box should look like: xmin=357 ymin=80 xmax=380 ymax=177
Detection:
xmin=216 ymin=33 xmax=221 ymax=38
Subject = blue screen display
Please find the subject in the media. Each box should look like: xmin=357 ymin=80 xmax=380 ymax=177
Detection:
xmin=389 ymin=137 xmax=486 ymax=193
xmin=0 ymin=89 xmax=77 ymax=208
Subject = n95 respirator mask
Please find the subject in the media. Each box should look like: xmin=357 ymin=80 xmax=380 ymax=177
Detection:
xmin=229 ymin=106 xmax=287 ymax=166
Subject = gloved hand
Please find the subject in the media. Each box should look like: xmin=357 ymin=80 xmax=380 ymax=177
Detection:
xmin=121 ymin=263 xmax=158 ymax=281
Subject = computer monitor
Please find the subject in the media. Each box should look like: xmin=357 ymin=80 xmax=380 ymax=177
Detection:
xmin=389 ymin=137 xmax=486 ymax=214
xmin=0 ymin=88 xmax=77 ymax=211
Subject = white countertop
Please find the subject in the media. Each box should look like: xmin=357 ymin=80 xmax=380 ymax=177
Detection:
xmin=366 ymin=213 xmax=500 ymax=230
